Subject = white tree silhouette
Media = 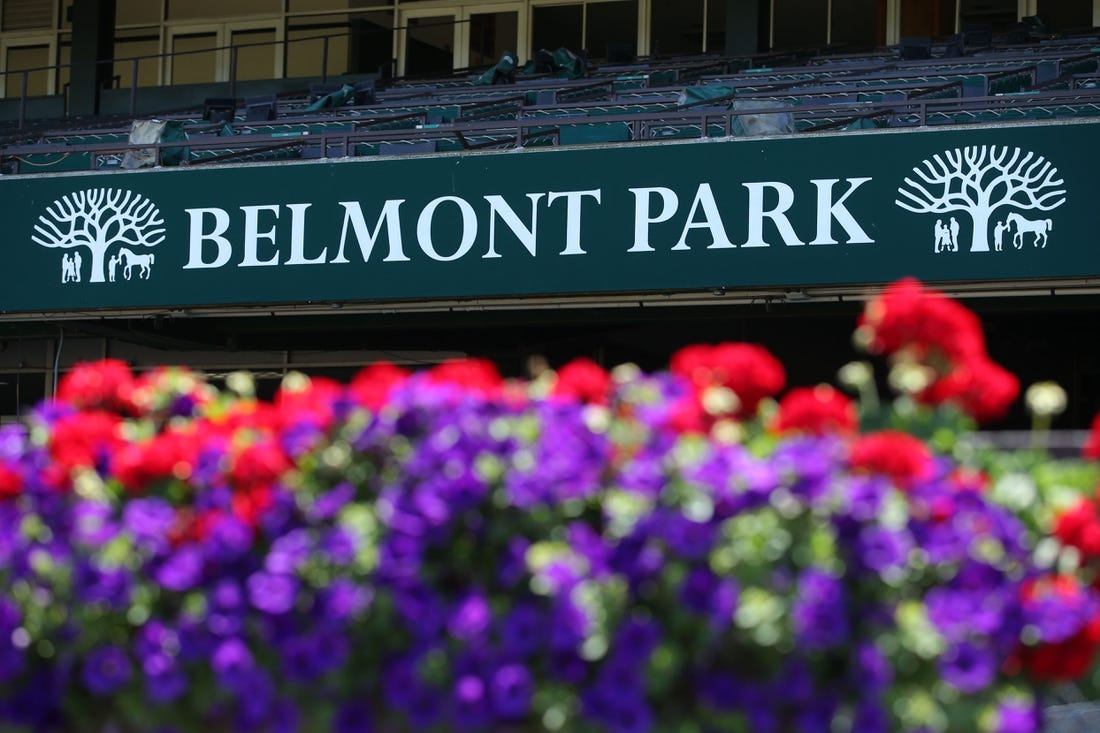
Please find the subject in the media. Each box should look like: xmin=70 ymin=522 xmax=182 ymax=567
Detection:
xmin=895 ymin=146 xmax=1066 ymax=252
xmin=32 ymin=188 xmax=165 ymax=283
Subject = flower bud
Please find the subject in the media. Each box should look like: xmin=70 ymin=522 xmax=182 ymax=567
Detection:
xmin=1025 ymin=381 xmax=1067 ymax=418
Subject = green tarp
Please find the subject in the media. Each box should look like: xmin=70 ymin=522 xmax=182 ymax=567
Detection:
xmin=305 ymin=84 xmax=354 ymax=112
xmin=475 ymin=52 xmax=518 ymax=86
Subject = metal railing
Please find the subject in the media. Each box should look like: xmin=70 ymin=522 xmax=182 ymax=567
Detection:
xmin=5 ymin=87 xmax=1100 ymax=175
xmin=0 ymin=21 xmax=424 ymax=129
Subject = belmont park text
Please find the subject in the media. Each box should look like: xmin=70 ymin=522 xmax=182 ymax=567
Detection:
xmin=181 ymin=177 xmax=875 ymax=269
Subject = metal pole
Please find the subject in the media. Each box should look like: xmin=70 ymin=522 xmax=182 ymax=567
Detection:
xmin=229 ymin=46 xmax=239 ymax=99
xmin=130 ymin=59 xmax=139 ymax=117
xmin=18 ymin=71 xmax=28 ymax=130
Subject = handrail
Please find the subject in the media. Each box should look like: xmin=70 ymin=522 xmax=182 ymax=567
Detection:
xmin=0 ymin=22 xmax=413 ymax=129
xmin=6 ymin=90 xmax=1100 ymax=175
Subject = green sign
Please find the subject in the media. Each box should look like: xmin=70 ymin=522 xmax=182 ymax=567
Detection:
xmin=2 ymin=120 xmax=1097 ymax=314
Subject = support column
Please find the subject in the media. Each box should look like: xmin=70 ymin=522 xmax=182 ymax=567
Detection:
xmin=69 ymin=0 xmax=116 ymax=116
xmin=725 ymin=0 xmax=762 ymax=55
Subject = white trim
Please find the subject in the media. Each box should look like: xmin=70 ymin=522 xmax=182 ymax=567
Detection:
xmin=225 ymin=20 xmax=285 ymax=81
xmin=456 ymin=2 xmax=523 ymax=68
xmin=396 ymin=6 xmax=460 ymax=77
xmin=164 ymin=23 xmax=220 ymax=84
xmin=635 ymin=0 xmax=648 ymax=57
xmin=0 ymin=34 xmax=57 ymax=97
xmin=885 ymin=0 xmax=899 ymax=45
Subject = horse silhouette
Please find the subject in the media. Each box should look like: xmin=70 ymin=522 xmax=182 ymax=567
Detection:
xmin=1006 ymin=212 xmax=1053 ymax=249
xmin=118 ymin=246 xmax=155 ymax=280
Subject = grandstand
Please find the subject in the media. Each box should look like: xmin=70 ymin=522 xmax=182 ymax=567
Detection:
xmin=0 ymin=0 xmax=1099 ymax=430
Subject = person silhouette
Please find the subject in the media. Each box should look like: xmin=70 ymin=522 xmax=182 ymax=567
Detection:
xmin=934 ymin=219 xmax=946 ymax=252
xmin=73 ymin=251 xmax=83 ymax=282
xmin=949 ymin=217 xmax=960 ymax=252
xmin=993 ymin=221 xmax=1005 ymax=252
xmin=108 ymin=255 xmax=118 ymax=283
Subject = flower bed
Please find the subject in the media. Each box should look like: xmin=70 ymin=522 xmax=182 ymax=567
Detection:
xmin=1 ymin=278 xmax=1099 ymax=732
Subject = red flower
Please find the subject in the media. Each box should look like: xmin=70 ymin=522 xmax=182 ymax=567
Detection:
xmin=0 ymin=462 xmax=22 ymax=501
xmin=667 ymin=393 xmax=709 ymax=435
xmin=110 ymin=426 xmax=201 ymax=493
xmin=1019 ymin=576 xmax=1100 ymax=682
xmin=848 ymin=430 xmax=933 ymax=487
xmin=229 ymin=439 xmax=292 ymax=496
xmin=859 ymin=278 xmax=985 ymax=364
xmin=56 ymin=359 xmax=136 ymax=413
xmin=349 ymin=362 xmax=409 ymax=411
xmin=1083 ymin=413 xmax=1100 ymax=460
xmin=670 ymin=342 xmax=785 ymax=419
xmin=552 ymin=358 xmax=612 ymax=405
xmin=771 ymin=385 xmax=857 ymax=436
xmin=919 ymin=356 xmax=1019 ymax=423
xmin=1053 ymin=498 xmax=1100 ymax=559
xmin=427 ymin=358 xmax=503 ymax=396
xmin=275 ymin=375 xmax=344 ymax=431
xmin=49 ymin=410 xmax=124 ymax=476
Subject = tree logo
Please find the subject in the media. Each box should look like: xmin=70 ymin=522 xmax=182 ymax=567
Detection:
xmin=33 ymin=188 xmax=165 ymax=284
xmin=895 ymin=146 xmax=1066 ymax=253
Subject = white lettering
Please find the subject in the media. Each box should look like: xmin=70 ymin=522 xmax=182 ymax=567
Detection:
xmin=547 ymin=189 xmax=601 ymax=255
xmin=809 ymin=177 xmax=875 ymax=245
xmin=743 ymin=182 xmax=803 ymax=247
xmin=483 ymin=193 xmax=544 ymax=258
xmin=627 ymin=187 xmax=678 ymax=253
xmin=284 ymin=203 xmax=327 ymax=265
xmin=331 ymin=201 xmax=409 ymax=263
xmin=417 ymin=196 xmax=477 ymax=262
xmin=239 ymin=205 xmax=281 ymax=267
xmin=673 ymin=183 xmax=735 ymax=250
xmin=183 ymin=208 xmax=232 ymax=269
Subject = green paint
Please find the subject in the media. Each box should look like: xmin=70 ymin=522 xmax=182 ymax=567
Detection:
xmin=2 ymin=120 xmax=1097 ymax=313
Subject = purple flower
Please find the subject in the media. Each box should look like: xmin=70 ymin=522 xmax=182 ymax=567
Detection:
xmin=926 ymin=567 xmax=1016 ymax=642
xmin=211 ymin=637 xmax=254 ymax=688
xmin=320 ymin=526 xmax=357 ymax=566
xmin=319 ymin=578 xmax=372 ymax=621
xmin=264 ymin=528 xmax=312 ymax=574
xmin=246 ymin=571 xmax=298 ymax=615
xmin=613 ymin=617 xmax=661 ymax=663
xmin=857 ymin=525 xmax=910 ymax=574
xmin=233 ymin=668 xmax=276 ymax=727
xmin=74 ymin=499 xmax=119 ymax=547
xmin=453 ymin=675 xmax=491 ymax=730
xmin=122 ymin=498 xmax=175 ymax=551
xmin=448 ymin=591 xmax=492 ymax=641
xmin=852 ymin=699 xmax=891 ymax=733
xmin=856 ymin=642 xmax=893 ymax=691
xmin=791 ymin=569 xmax=848 ymax=650
xmin=154 ymin=545 xmax=204 ymax=592
xmin=309 ymin=482 xmax=356 ymax=521
xmin=281 ymin=632 xmax=343 ymax=681
xmin=82 ymin=645 xmax=133 ymax=696
xmin=204 ymin=513 xmax=253 ymax=561
xmin=994 ymin=699 xmax=1040 ymax=733
xmin=658 ymin=512 xmax=715 ymax=561
xmin=498 ymin=602 xmax=543 ymax=658
xmin=143 ymin=652 xmax=188 ymax=703
xmin=939 ymin=640 xmax=996 ymax=693
xmin=76 ymin=562 xmax=132 ymax=608
xmin=489 ymin=663 xmax=533 ymax=720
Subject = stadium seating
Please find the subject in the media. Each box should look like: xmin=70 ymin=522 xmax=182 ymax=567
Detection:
xmin=4 ymin=28 xmax=1100 ymax=175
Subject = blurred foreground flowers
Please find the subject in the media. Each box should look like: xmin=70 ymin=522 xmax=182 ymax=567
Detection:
xmin=1 ymin=278 xmax=1100 ymax=732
